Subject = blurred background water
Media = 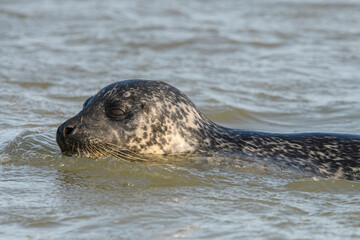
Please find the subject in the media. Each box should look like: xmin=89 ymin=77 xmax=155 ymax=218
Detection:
xmin=1 ymin=0 xmax=360 ymax=239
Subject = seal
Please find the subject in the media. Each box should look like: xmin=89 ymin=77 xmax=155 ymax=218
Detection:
xmin=56 ymin=79 xmax=360 ymax=180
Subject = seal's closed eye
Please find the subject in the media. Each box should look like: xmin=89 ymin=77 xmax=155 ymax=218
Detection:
xmin=107 ymin=107 xmax=127 ymax=120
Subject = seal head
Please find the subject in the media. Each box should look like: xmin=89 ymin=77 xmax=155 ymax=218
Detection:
xmin=56 ymin=80 xmax=214 ymax=157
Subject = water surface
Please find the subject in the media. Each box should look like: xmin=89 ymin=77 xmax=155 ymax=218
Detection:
xmin=1 ymin=0 xmax=360 ymax=239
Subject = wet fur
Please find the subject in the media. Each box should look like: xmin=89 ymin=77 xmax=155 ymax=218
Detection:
xmin=57 ymin=80 xmax=360 ymax=180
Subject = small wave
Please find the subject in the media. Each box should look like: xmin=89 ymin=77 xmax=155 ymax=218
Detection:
xmin=1 ymin=128 xmax=59 ymax=166
xmin=285 ymin=177 xmax=360 ymax=193
xmin=0 ymin=9 xmax=27 ymax=19
xmin=5 ymin=80 xmax=54 ymax=89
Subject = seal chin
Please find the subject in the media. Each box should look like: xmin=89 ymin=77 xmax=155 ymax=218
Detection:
xmin=57 ymin=139 xmax=110 ymax=158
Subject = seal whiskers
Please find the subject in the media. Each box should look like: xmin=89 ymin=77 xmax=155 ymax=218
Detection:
xmin=69 ymin=141 xmax=150 ymax=162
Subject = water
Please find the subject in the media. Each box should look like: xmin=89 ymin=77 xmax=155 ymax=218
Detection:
xmin=1 ymin=0 xmax=360 ymax=239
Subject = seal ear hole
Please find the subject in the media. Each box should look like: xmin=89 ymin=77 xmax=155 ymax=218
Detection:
xmin=83 ymin=96 xmax=94 ymax=109
xmin=141 ymin=103 xmax=149 ymax=112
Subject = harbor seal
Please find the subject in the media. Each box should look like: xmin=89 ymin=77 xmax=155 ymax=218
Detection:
xmin=56 ymin=79 xmax=360 ymax=180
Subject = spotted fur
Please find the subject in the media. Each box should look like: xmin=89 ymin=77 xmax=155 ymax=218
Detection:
xmin=56 ymin=80 xmax=360 ymax=180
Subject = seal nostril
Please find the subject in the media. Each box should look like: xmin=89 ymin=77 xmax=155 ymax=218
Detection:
xmin=64 ymin=126 xmax=76 ymax=136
